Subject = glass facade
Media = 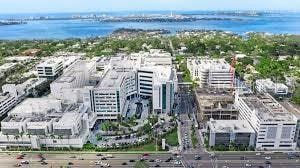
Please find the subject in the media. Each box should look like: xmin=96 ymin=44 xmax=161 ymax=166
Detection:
xmin=162 ymin=84 xmax=166 ymax=110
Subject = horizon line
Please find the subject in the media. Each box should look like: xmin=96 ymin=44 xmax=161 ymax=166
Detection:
xmin=1 ymin=9 xmax=300 ymax=15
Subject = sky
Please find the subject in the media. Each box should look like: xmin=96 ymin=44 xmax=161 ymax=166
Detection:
xmin=0 ymin=0 xmax=300 ymax=13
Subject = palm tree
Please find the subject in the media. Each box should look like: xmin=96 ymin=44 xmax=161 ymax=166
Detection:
xmin=50 ymin=134 xmax=56 ymax=151
xmin=58 ymin=135 xmax=63 ymax=151
xmin=26 ymin=133 xmax=32 ymax=151
xmin=14 ymin=135 xmax=20 ymax=151
xmin=19 ymin=132 xmax=24 ymax=149
xmin=5 ymin=133 xmax=10 ymax=150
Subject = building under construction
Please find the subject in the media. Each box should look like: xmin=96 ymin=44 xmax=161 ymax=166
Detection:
xmin=195 ymin=87 xmax=238 ymax=121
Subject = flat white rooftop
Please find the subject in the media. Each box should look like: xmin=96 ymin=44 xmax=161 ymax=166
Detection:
xmin=241 ymin=94 xmax=295 ymax=122
xmin=9 ymin=98 xmax=62 ymax=117
xmin=189 ymin=58 xmax=232 ymax=71
xmin=97 ymin=69 xmax=127 ymax=88
xmin=208 ymin=119 xmax=255 ymax=133
xmin=37 ymin=58 xmax=63 ymax=67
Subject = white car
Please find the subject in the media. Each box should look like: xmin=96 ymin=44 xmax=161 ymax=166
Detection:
xmin=255 ymin=153 xmax=261 ymax=156
xmin=174 ymin=160 xmax=182 ymax=165
xmin=265 ymin=156 xmax=272 ymax=160
xmin=155 ymin=159 xmax=161 ymax=163
xmin=245 ymin=163 xmax=252 ymax=167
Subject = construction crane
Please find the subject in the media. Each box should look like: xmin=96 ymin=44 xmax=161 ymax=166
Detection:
xmin=230 ymin=55 xmax=237 ymax=90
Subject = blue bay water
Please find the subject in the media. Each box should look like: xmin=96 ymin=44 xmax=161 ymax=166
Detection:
xmin=0 ymin=11 xmax=299 ymax=40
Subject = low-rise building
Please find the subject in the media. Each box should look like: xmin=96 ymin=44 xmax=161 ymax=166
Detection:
xmin=207 ymin=119 xmax=256 ymax=147
xmin=255 ymin=79 xmax=289 ymax=96
xmin=36 ymin=58 xmax=63 ymax=80
xmin=0 ymin=98 xmax=90 ymax=149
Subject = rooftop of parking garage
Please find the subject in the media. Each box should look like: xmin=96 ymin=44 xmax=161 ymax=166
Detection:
xmin=240 ymin=94 xmax=296 ymax=122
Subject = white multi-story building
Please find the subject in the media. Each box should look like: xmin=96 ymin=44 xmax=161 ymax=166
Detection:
xmin=90 ymin=70 xmax=131 ymax=120
xmin=0 ymin=98 xmax=90 ymax=149
xmin=256 ymin=79 xmax=289 ymax=96
xmin=139 ymin=66 xmax=176 ymax=114
xmin=50 ymin=60 xmax=96 ymax=102
xmin=187 ymin=58 xmax=234 ymax=88
xmin=207 ymin=119 xmax=256 ymax=147
xmin=82 ymin=53 xmax=177 ymax=120
xmin=36 ymin=58 xmax=63 ymax=80
xmin=131 ymin=49 xmax=172 ymax=66
xmin=0 ymin=84 xmax=19 ymax=118
xmin=236 ymin=94 xmax=297 ymax=150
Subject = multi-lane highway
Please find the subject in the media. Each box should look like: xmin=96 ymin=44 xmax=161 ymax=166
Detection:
xmin=2 ymin=151 xmax=300 ymax=168
xmin=0 ymin=152 xmax=184 ymax=168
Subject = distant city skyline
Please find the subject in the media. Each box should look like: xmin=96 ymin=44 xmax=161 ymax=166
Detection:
xmin=1 ymin=0 xmax=300 ymax=14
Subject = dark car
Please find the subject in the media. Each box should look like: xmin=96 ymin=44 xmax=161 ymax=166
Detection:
xmin=68 ymin=162 xmax=74 ymax=165
xmin=41 ymin=161 xmax=48 ymax=165
xmin=194 ymin=155 xmax=201 ymax=160
xmin=265 ymin=161 xmax=271 ymax=164
xmin=129 ymin=159 xmax=135 ymax=162
xmin=96 ymin=153 xmax=102 ymax=156
xmin=240 ymin=156 xmax=246 ymax=160
xmin=122 ymin=162 xmax=127 ymax=165
xmin=149 ymin=159 xmax=155 ymax=162
xmin=154 ymin=164 xmax=160 ymax=167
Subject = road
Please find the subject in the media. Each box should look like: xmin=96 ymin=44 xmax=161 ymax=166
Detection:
xmin=0 ymin=152 xmax=184 ymax=168
xmin=2 ymin=151 xmax=300 ymax=168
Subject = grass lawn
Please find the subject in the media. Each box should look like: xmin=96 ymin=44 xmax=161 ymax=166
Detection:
xmin=134 ymin=161 xmax=149 ymax=168
xmin=165 ymin=128 xmax=179 ymax=146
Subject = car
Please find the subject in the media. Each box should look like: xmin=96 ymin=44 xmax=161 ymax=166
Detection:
xmin=174 ymin=160 xmax=182 ymax=165
xmin=69 ymin=155 xmax=76 ymax=158
xmin=96 ymin=153 xmax=103 ymax=156
xmin=101 ymin=157 xmax=107 ymax=160
xmin=129 ymin=159 xmax=135 ymax=162
xmin=143 ymin=153 xmax=150 ymax=157
xmin=149 ymin=159 xmax=155 ymax=162
xmin=245 ymin=163 xmax=252 ymax=167
xmin=264 ymin=156 xmax=271 ymax=160
xmin=258 ymin=166 xmax=264 ymax=168
xmin=155 ymin=159 xmax=161 ymax=163
xmin=21 ymin=161 xmax=29 ymax=164
xmin=122 ymin=162 xmax=127 ymax=165
xmin=78 ymin=157 xmax=84 ymax=160
xmin=68 ymin=162 xmax=74 ymax=165
xmin=154 ymin=164 xmax=160 ymax=167
xmin=41 ymin=161 xmax=48 ymax=165
xmin=265 ymin=161 xmax=271 ymax=164
xmin=105 ymin=154 xmax=114 ymax=158
xmin=165 ymin=158 xmax=171 ymax=162
xmin=240 ymin=156 xmax=246 ymax=160
xmin=194 ymin=155 xmax=201 ymax=160
xmin=14 ymin=163 xmax=21 ymax=167
xmin=16 ymin=156 xmax=23 ymax=159
xmin=256 ymin=153 xmax=261 ymax=156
